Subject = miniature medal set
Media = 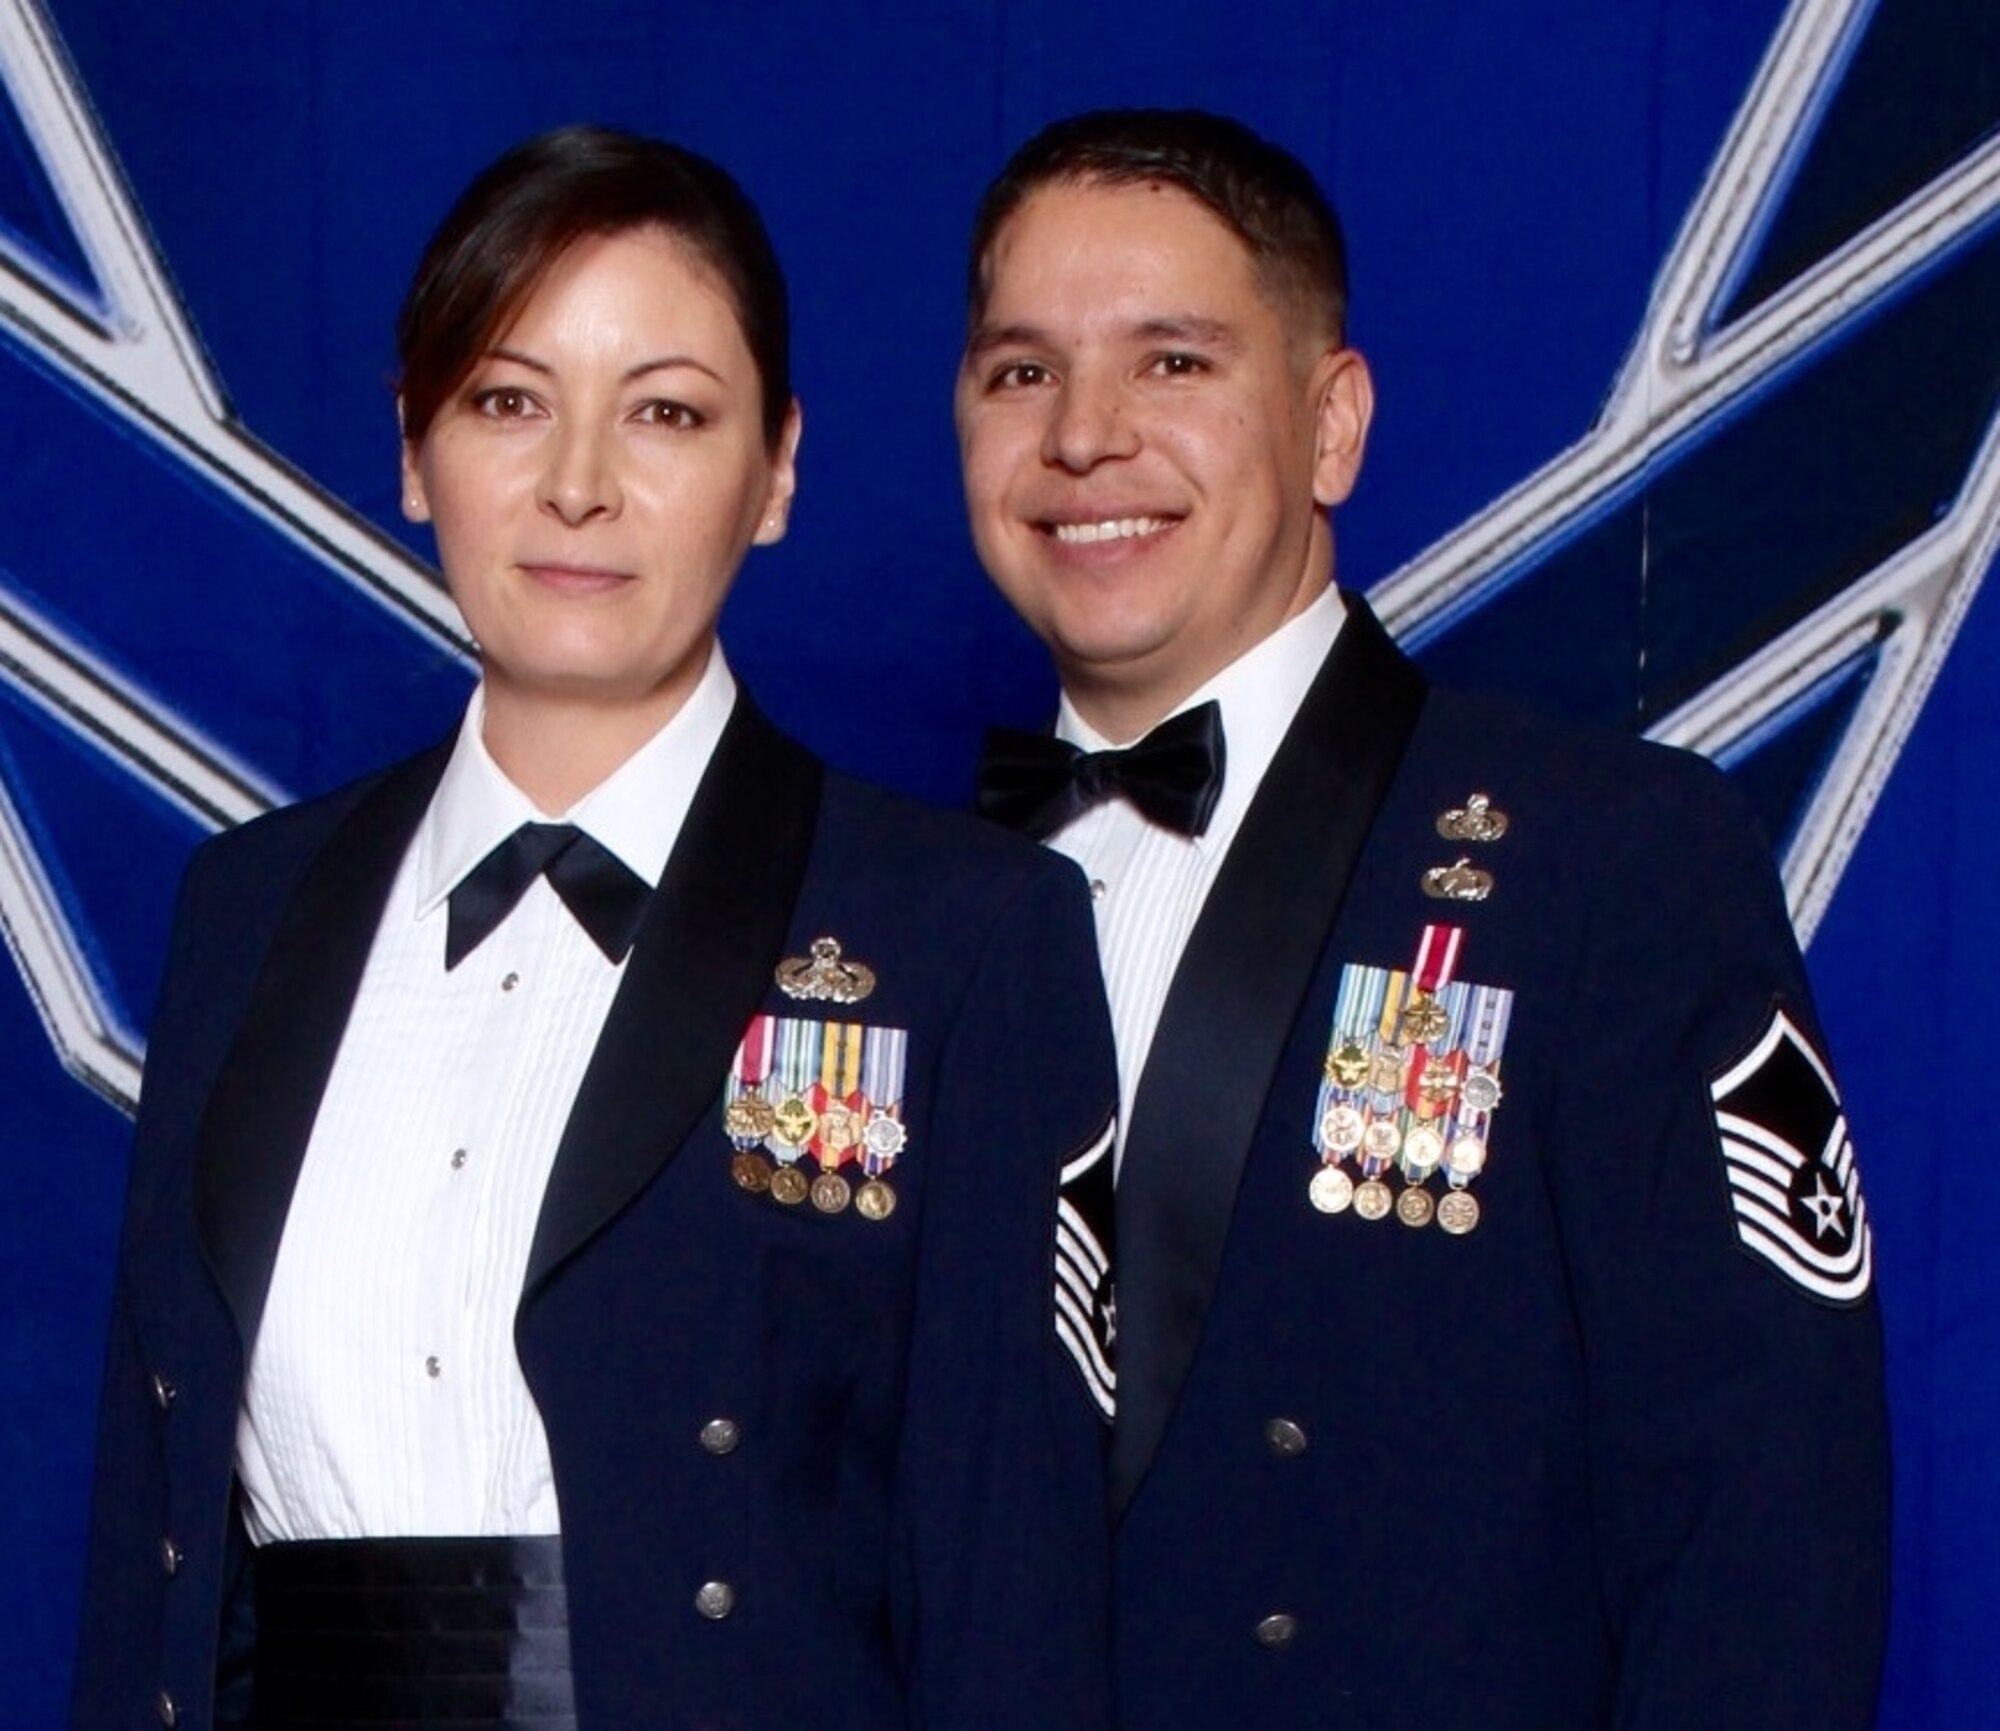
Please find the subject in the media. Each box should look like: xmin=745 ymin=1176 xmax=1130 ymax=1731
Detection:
xmin=723 ymin=938 xmax=907 ymax=1221
xmin=1310 ymin=794 xmax=1514 ymax=1234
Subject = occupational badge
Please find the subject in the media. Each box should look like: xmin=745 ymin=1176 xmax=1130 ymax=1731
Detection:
xmin=1054 ymin=1117 xmax=1117 ymax=1421
xmin=1436 ymin=791 xmax=1509 ymax=844
xmin=1421 ymin=857 xmax=1495 ymax=902
xmin=723 ymin=1012 xmax=909 ymax=1221
xmin=775 ymin=935 xmax=877 ymax=1004
xmin=1709 ymin=1004 xmax=1871 ymax=1304
xmin=1308 ymin=924 xmax=1514 ymax=1235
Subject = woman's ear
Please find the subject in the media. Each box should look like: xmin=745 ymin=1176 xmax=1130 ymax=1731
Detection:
xmin=753 ymin=399 xmax=804 ymax=546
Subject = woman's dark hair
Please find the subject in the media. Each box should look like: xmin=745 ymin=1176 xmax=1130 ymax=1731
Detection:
xmin=397 ymin=125 xmax=791 ymax=448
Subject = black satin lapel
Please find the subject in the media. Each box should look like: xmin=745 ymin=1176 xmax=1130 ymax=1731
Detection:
xmin=523 ymin=696 xmax=822 ymax=1297
xmin=193 ymin=746 xmax=451 ymax=1354
xmin=1110 ymin=597 xmax=1427 ymax=1520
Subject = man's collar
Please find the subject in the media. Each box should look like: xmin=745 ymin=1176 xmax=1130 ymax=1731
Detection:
xmin=1055 ymin=585 xmax=1346 ymax=842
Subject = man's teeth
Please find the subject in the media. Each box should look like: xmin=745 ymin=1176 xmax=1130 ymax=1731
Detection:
xmin=1051 ymin=517 xmax=1170 ymax=545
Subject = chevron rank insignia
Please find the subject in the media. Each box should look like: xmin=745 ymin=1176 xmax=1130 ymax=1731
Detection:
xmin=1710 ymin=1005 xmax=1872 ymax=1305
xmin=1054 ymin=1117 xmax=1116 ymax=1421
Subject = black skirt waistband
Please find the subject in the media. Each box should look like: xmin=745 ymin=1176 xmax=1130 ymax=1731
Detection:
xmin=252 ymin=1534 xmax=576 ymax=1728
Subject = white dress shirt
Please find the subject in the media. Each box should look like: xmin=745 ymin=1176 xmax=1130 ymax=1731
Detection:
xmin=235 ymin=649 xmax=736 ymax=1543
xmin=1047 ymin=586 xmax=1344 ymax=1173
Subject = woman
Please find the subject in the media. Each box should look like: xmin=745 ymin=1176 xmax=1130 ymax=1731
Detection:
xmin=73 ymin=127 xmax=1116 ymax=1730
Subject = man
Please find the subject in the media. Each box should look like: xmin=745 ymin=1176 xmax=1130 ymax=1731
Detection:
xmin=961 ymin=109 xmax=1888 ymax=1729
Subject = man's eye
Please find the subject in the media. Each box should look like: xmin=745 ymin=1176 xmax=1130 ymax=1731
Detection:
xmin=1152 ymin=352 xmax=1208 ymax=377
xmin=990 ymin=361 xmax=1052 ymax=391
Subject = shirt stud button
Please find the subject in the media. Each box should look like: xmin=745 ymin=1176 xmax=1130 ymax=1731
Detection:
xmin=425 ymin=1355 xmax=442 ymax=1379
xmin=501 ymin=971 xmax=520 ymax=992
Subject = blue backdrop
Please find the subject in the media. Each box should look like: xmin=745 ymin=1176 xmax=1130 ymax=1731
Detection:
xmin=5 ymin=1 xmax=1993 ymax=1724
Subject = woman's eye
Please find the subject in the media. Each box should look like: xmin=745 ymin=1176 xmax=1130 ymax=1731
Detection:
xmin=634 ymin=399 xmax=705 ymax=429
xmin=470 ymin=386 xmax=539 ymax=419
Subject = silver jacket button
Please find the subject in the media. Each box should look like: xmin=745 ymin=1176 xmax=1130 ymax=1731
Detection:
xmin=699 ymin=1417 xmax=741 ymax=1456
xmin=160 ymin=1537 xmax=182 ymax=1577
xmin=151 ymin=1373 xmax=176 ymax=1412
xmin=155 ymin=1691 xmax=178 ymax=1726
xmin=1264 ymin=1417 xmax=1308 ymax=1458
xmin=694 ymin=1580 xmax=736 ymax=1620
xmin=1254 ymin=1612 xmax=1299 ymax=1648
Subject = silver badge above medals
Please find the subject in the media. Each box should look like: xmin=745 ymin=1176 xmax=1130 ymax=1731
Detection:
xmin=1437 ymin=791 xmax=1509 ymax=844
xmin=1422 ymin=856 xmax=1495 ymax=903
xmin=1425 ymin=790 xmax=1507 ymax=900
xmin=1710 ymin=1004 xmax=1872 ymax=1304
xmin=724 ymin=1011 xmax=909 ymax=1222
xmin=1309 ymin=923 xmax=1514 ymax=1235
xmin=776 ymin=935 xmax=877 ymax=1005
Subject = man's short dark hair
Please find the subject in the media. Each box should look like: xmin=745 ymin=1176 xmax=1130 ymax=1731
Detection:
xmin=398 ymin=125 xmax=791 ymax=449
xmin=967 ymin=108 xmax=1349 ymax=344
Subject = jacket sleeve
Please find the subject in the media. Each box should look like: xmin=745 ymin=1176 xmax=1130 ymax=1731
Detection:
xmin=893 ymin=853 xmax=1117 ymax=1731
xmin=71 ymin=836 xmax=224 ymax=1730
xmin=1548 ymin=754 xmax=1889 ymax=1730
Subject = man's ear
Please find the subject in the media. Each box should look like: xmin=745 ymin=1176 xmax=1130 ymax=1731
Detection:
xmin=1309 ymin=348 xmax=1374 ymax=510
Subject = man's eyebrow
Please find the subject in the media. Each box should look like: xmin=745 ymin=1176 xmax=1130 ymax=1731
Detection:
xmin=1131 ymin=315 xmax=1241 ymax=351
xmin=963 ymin=321 xmax=1047 ymax=360
xmin=962 ymin=314 xmax=1245 ymax=360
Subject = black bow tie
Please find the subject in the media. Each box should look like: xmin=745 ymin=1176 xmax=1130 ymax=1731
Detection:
xmin=445 ymin=822 xmax=652 ymax=970
xmin=976 ymin=701 xmax=1227 ymax=840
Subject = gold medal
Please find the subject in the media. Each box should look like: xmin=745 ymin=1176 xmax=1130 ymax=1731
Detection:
xmin=730 ymin=1151 xmax=773 ymax=1193
xmin=1308 ymin=1165 xmax=1355 ymax=1215
xmin=1437 ymin=1190 xmax=1481 ymax=1235
xmin=1369 ymin=1051 xmax=1405 ymax=1094
xmin=1416 ymin=1058 xmax=1459 ymax=1115
xmin=855 ymin=1177 xmax=897 ymax=1221
xmin=1397 ymin=991 xmax=1450 ymax=1046
xmin=769 ymin=1164 xmax=810 ymax=1206
xmin=811 ymin=1171 xmax=852 ymax=1214
xmin=724 ymin=1092 xmax=777 ymax=1141
xmin=818 ymin=1100 xmax=861 ymax=1159
xmin=1396 ymin=1186 xmax=1435 ymax=1229
xmin=771 ymin=1094 xmax=817 ymax=1148
xmin=1353 ymin=1177 xmax=1393 ymax=1221
xmin=1323 ymin=1040 xmax=1371 ymax=1089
